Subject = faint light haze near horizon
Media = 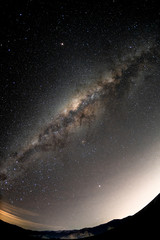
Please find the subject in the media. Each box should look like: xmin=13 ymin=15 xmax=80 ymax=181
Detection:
xmin=1 ymin=0 xmax=160 ymax=231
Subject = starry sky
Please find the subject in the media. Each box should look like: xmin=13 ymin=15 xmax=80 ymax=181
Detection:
xmin=1 ymin=0 xmax=160 ymax=231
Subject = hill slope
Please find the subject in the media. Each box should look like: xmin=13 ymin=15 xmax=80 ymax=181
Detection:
xmin=0 ymin=193 xmax=160 ymax=239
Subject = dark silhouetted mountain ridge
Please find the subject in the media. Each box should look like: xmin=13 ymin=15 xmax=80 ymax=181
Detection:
xmin=0 ymin=193 xmax=160 ymax=239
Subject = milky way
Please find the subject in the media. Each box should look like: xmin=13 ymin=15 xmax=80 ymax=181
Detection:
xmin=0 ymin=44 xmax=157 ymax=182
xmin=1 ymin=0 xmax=160 ymax=232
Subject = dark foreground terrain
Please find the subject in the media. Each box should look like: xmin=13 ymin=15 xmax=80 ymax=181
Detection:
xmin=1 ymin=193 xmax=160 ymax=239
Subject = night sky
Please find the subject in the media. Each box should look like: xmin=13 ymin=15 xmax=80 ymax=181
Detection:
xmin=1 ymin=0 xmax=160 ymax=231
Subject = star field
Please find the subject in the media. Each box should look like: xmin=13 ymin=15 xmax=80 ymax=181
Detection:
xmin=1 ymin=0 xmax=160 ymax=231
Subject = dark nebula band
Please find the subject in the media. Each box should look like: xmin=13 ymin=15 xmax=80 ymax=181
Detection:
xmin=0 ymin=43 xmax=158 ymax=182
